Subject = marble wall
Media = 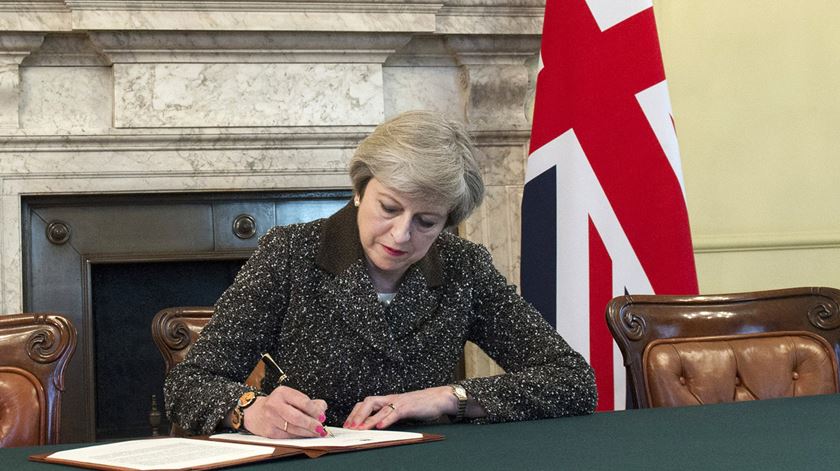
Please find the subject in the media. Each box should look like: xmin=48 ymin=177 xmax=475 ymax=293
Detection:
xmin=0 ymin=0 xmax=544 ymax=378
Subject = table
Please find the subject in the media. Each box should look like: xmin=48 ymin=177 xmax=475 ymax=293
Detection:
xmin=9 ymin=393 xmax=840 ymax=470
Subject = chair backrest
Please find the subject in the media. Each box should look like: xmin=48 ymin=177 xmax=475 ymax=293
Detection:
xmin=606 ymin=287 xmax=840 ymax=409
xmin=151 ymin=307 xmax=214 ymax=376
xmin=0 ymin=313 xmax=77 ymax=447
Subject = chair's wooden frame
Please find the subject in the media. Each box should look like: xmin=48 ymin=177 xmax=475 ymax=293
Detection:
xmin=151 ymin=307 xmax=214 ymax=377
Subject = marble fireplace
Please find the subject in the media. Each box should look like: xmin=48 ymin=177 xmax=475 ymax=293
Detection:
xmin=0 ymin=1 xmax=543 ymax=443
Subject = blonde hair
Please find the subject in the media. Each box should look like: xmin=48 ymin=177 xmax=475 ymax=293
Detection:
xmin=349 ymin=110 xmax=484 ymax=227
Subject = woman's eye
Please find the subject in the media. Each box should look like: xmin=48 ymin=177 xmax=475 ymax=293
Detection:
xmin=380 ymin=204 xmax=398 ymax=214
xmin=418 ymin=219 xmax=437 ymax=229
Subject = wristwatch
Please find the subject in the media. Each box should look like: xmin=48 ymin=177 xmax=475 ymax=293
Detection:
xmin=231 ymin=391 xmax=263 ymax=431
xmin=449 ymin=384 xmax=468 ymax=422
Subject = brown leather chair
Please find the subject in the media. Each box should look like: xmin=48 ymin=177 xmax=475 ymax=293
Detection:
xmin=606 ymin=287 xmax=840 ymax=409
xmin=151 ymin=307 xmax=264 ymax=435
xmin=0 ymin=313 xmax=77 ymax=447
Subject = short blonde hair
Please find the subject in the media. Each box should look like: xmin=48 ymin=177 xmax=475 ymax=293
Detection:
xmin=349 ymin=110 xmax=484 ymax=227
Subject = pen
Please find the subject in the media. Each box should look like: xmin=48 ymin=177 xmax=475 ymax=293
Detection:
xmin=260 ymin=352 xmax=334 ymax=438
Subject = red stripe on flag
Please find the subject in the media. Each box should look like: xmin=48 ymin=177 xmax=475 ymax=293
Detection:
xmin=588 ymin=218 xmax=614 ymax=411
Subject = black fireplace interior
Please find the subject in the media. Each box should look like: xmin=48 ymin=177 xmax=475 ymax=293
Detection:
xmin=91 ymin=259 xmax=246 ymax=439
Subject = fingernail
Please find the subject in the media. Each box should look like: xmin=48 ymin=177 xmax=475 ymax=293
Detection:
xmin=316 ymin=425 xmax=326 ymax=437
xmin=318 ymin=413 xmax=326 ymax=423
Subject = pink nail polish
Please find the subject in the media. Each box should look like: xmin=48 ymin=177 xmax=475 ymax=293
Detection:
xmin=318 ymin=414 xmax=326 ymax=423
xmin=316 ymin=426 xmax=326 ymax=437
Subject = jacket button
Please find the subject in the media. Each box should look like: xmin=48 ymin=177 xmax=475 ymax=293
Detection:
xmin=735 ymin=376 xmax=741 ymax=386
xmin=679 ymin=376 xmax=686 ymax=385
xmin=792 ymin=371 xmax=800 ymax=380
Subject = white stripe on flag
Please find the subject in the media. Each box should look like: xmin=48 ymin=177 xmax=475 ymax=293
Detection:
xmin=636 ymin=80 xmax=688 ymax=197
xmin=584 ymin=0 xmax=652 ymax=31
xmin=527 ymin=130 xmax=590 ymax=357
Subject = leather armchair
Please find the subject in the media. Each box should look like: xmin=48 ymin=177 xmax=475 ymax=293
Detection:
xmin=0 ymin=314 xmax=77 ymax=447
xmin=606 ymin=287 xmax=840 ymax=409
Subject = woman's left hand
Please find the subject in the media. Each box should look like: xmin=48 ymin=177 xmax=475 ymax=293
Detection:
xmin=343 ymin=386 xmax=457 ymax=430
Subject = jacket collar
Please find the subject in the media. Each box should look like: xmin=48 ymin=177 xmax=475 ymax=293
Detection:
xmin=315 ymin=201 xmax=443 ymax=288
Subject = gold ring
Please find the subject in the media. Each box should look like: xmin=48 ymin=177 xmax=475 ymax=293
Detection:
xmin=283 ymin=420 xmax=288 ymax=432
xmin=387 ymin=403 xmax=396 ymax=411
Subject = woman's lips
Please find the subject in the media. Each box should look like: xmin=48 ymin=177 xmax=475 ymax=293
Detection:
xmin=382 ymin=245 xmax=406 ymax=257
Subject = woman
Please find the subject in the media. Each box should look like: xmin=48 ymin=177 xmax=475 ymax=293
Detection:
xmin=165 ymin=111 xmax=597 ymax=438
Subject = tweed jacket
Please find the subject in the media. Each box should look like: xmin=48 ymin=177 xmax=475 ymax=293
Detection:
xmin=165 ymin=203 xmax=597 ymax=434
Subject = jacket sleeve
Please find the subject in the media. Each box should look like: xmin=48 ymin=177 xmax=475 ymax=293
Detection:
xmin=458 ymin=244 xmax=597 ymax=422
xmin=164 ymin=226 xmax=290 ymax=434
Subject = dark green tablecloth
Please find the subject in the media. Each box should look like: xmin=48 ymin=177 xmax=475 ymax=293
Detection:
xmin=10 ymin=393 xmax=840 ymax=470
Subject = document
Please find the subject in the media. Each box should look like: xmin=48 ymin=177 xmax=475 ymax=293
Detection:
xmin=43 ymin=437 xmax=275 ymax=470
xmin=31 ymin=428 xmax=442 ymax=470
xmin=210 ymin=427 xmax=424 ymax=448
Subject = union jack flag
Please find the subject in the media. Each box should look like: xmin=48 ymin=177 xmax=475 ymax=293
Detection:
xmin=521 ymin=0 xmax=699 ymax=411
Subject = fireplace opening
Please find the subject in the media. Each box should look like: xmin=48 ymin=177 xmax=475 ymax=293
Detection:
xmin=91 ymin=259 xmax=246 ymax=439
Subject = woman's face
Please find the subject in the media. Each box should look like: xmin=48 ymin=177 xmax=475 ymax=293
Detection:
xmin=357 ymin=178 xmax=448 ymax=291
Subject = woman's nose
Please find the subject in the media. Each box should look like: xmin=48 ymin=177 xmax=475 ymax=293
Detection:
xmin=390 ymin=216 xmax=412 ymax=243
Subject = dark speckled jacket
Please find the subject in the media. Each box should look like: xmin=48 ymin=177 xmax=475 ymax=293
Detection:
xmin=165 ymin=203 xmax=597 ymax=434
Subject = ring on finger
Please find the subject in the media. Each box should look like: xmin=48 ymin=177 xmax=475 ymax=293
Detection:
xmin=283 ymin=420 xmax=288 ymax=432
xmin=386 ymin=403 xmax=396 ymax=411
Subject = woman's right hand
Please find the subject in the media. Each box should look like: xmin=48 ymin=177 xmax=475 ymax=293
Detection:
xmin=242 ymin=386 xmax=329 ymax=438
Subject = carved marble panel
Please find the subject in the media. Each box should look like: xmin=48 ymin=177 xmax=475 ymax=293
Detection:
xmin=20 ymin=66 xmax=112 ymax=132
xmin=382 ymin=66 xmax=466 ymax=119
xmin=113 ymin=63 xmax=385 ymax=128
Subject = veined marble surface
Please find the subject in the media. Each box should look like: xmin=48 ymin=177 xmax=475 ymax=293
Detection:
xmin=0 ymin=1 xmax=70 ymax=32
xmin=20 ymin=66 xmax=111 ymax=132
xmin=114 ymin=63 xmax=384 ymax=128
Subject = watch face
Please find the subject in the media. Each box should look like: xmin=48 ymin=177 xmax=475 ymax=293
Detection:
xmin=238 ymin=391 xmax=257 ymax=408
xmin=452 ymin=385 xmax=467 ymax=400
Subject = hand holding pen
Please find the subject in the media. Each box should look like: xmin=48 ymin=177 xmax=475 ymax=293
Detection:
xmin=238 ymin=352 xmax=333 ymax=439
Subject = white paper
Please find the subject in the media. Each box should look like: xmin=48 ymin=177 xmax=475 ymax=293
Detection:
xmin=47 ymin=437 xmax=275 ymax=470
xmin=210 ymin=427 xmax=423 ymax=448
